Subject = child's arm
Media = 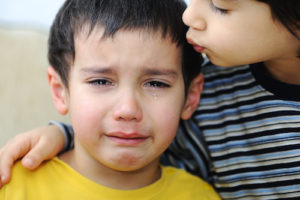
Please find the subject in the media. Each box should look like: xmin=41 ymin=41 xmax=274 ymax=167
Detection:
xmin=0 ymin=124 xmax=69 ymax=188
xmin=160 ymin=119 xmax=213 ymax=183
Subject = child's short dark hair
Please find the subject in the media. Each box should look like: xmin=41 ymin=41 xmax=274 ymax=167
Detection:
xmin=258 ymin=0 xmax=300 ymax=39
xmin=48 ymin=0 xmax=202 ymax=92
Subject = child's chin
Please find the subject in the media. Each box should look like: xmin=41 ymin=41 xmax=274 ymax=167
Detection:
xmin=106 ymin=153 xmax=148 ymax=171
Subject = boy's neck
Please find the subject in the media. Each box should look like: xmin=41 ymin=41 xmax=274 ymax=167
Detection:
xmin=59 ymin=149 xmax=162 ymax=190
xmin=264 ymin=56 xmax=300 ymax=85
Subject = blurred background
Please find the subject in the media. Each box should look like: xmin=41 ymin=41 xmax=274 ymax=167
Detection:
xmin=0 ymin=0 xmax=67 ymax=147
xmin=0 ymin=0 xmax=190 ymax=147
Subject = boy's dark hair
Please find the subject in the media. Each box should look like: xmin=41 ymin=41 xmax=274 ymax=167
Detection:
xmin=48 ymin=0 xmax=202 ymax=92
xmin=258 ymin=0 xmax=300 ymax=40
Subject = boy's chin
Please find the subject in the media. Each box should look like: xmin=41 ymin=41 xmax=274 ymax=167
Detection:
xmin=104 ymin=154 xmax=160 ymax=172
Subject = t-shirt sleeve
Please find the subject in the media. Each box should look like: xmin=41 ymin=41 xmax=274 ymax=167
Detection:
xmin=49 ymin=120 xmax=74 ymax=152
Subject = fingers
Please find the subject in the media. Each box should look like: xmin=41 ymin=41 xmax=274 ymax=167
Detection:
xmin=0 ymin=125 xmax=66 ymax=189
xmin=0 ymin=146 xmax=6 ymax=188
xmin=20 ymin=125 xmax=66 ymax=170
xmin=0 ymin=134 xmax=33 ymax=187
xmin=22 ymin=125 xmax=66 ymax=170
xmin=21 ymin=137 xmax=56 ymax=170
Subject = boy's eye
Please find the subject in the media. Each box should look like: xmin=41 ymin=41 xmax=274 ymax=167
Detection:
xmin=210 ymin=1 xmax=229 ymax=14
xmin=88 ymin=79 xmax=113 ymax=86
xmin=144 ymin=81 xmax=170 ymax=88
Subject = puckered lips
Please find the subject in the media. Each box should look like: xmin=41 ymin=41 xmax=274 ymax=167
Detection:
xmin=186 ymin=38 xmax=205 ymax=53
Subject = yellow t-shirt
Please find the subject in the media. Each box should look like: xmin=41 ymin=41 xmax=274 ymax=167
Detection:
xmin=0 ymin=157 xmax=220 ymax=200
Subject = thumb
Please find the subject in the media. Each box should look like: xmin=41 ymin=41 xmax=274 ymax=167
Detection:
xmin=21 ymin=139 xmax=58 ymax=170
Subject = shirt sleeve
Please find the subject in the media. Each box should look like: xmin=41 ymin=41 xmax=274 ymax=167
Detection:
xmin=160 ymin=119 xmax=214 ymax=184
xmin=48 ymin=121 xmax=74 ymax=153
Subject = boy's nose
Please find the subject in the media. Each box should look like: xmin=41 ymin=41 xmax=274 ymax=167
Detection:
xmin=113 ymin=92 xmax=143 ymax=122
xmin=182 ymin=0 xmax=206 ymax=31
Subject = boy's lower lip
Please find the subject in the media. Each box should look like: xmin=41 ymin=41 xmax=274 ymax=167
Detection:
xmin=192 ymin=45 xmax=205 ymax=53
xmin=106 ymin=135 xmax=149 ymax=146
xmin=186 ymin=38 xmax=205 ymax=53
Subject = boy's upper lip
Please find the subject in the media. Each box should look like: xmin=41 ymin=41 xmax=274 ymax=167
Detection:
xmin=186 ymin=37 xmax=204 ymax=48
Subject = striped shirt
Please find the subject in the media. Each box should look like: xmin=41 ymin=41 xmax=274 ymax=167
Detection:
xmin=163 ymin=62 xmax=300 ymax=199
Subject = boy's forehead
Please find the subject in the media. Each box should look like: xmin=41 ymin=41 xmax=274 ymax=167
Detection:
xmin=75 ymin=24 xmax=178 ymax=46
xmin=73 ymin=25 xmax=182 ymax=67
xmin=72 ymin=23 xmax=183 ymax=67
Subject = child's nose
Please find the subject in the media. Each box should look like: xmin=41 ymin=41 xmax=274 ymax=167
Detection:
xmin=182 ymin=1 xmax=206 ymax=31
xmin=113 ymin=91 xmax=143 ymax=122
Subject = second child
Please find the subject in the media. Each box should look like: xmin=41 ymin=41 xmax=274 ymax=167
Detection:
xmin=0 ymin=0 xmax=220 ymax=199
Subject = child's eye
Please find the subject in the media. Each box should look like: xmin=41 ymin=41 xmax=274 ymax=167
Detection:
xmin=144 ymin=81 xmax=170 ymax=88
xmin=88 ymin=79 xmax=113 ymax=86
xmin=210 ymin=1 xmax=229 ymax=14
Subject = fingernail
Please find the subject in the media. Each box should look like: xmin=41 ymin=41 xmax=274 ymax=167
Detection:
xmin=1 ymin=175 xmax=6 ymax=182
xmin=23 ymin=158 xmax=34 ymax=167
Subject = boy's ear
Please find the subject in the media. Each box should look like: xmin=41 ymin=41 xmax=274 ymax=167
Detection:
xmin=47 ymin=67 xmax=69 ymax=115
xmin=181 ymin=73 xmax=204 ymax=120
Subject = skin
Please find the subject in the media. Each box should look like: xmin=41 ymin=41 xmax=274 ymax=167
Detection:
xmin=48 ymin=27 xmax=203 ymax=190
xmin=183 ymin=0 xmax=300 ymax=84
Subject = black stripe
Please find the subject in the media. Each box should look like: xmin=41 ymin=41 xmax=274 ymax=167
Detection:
xmin=217 ymin=178 xmax=300 ymax=192
xmin=207 ymin=127 xmax=300 ymax=145
xmin=196 ymin=95 xmax=278 ymax=115
xmin=217 ymin=160 xmax=300 ymax=177
xmin=270 ymin=197 xmax=300 ymax=200
xmin=204 ymin=66 xmax=251 ymax=83
xmin=202 ymin=79 xmax=257 ymax=99
xmin=213 ymin=143 xmax=300 ymax=162
xmin=221 ymin=190 xmax=300 ymax=200
xmin=197 ymin=110 xmax=300 ymax=131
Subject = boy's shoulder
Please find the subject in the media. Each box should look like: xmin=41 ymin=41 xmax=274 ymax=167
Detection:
xmin=4 ymin=157 xmax=61 ymax=187
xmin=162 ymin=166 xmax=220 ymax=200
xmin=0 ymin=158 xmax=62 ymax=199
xmin=163 ymin=165 xmax=208 ymax=184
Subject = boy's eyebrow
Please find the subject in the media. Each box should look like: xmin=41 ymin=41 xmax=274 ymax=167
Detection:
xmin=79 ymin=66 xmax=114 ymax=74
xmin=79 ymin=66 xmax=178 ymax=79
xmin=142 ymin=68 xmax=178 ymax=78
xmin=220 ymin=0 xmax=239 ymax=3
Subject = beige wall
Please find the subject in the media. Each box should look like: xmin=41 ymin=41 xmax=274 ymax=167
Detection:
xmin=0 ymin=27 xmax=69 ymax=147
